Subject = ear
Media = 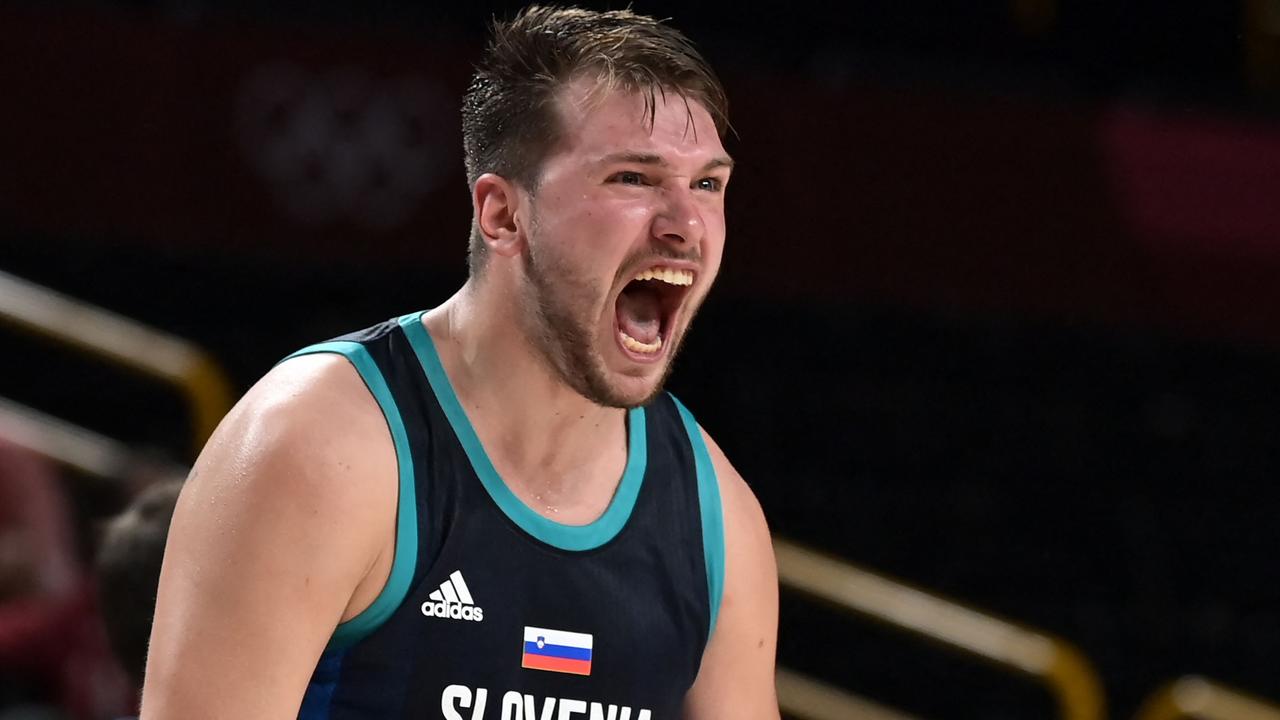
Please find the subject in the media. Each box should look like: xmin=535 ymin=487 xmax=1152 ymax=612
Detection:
xmin=473 ymin=173 xmax=526 ymax=259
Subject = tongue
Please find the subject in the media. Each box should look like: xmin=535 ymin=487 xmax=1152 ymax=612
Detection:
xmin=616 ymin=286 xmax=662 ymax=345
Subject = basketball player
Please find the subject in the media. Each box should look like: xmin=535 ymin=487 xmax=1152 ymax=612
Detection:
xmin=142 ymin=6 xmax=779 ymax=718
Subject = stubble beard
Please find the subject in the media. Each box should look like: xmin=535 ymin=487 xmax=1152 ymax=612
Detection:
xmin=520 ymin=234 xmax=688 ymax=410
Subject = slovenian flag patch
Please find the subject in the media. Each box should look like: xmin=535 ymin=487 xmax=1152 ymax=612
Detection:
xmin=521 ymin=626 xmax=593 ymax=676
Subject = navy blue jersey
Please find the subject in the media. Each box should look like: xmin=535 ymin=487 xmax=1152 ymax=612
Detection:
xmin=288 ymin=311 xmax=724 ymax=720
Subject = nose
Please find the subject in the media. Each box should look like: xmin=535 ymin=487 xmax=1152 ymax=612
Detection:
xmin=651 ymin=186 xmax=705 ymax=248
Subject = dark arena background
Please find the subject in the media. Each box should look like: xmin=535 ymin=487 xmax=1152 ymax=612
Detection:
xmin=4 ymin=1 xmax=1280 ymax=718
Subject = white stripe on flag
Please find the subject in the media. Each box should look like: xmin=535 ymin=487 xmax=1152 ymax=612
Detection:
xmin=450 ymin=571 xmax=475 ymax=604
xmin=439 ymin=581 xmax=460 ymax=604
xmin=523 ymin=626 xmax=593 ymax=650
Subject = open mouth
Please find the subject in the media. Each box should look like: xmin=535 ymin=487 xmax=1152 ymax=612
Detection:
xmin=614 ymin=266 xmax=695 ymax=360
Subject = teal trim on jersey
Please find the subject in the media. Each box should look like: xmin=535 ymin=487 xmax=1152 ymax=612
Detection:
xmin=282 ymin=342 xmax=419 ymax=651
xmin=670 ymin=394 xmax=725 ymax=641
xmin=397 ymin=311 xmax=647 ymax=552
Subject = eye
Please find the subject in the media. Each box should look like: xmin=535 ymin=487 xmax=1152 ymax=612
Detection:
xmin=696 ymin=177 xmax=724 ymax=192
xmin=611 ymin=171 xmax=647 ymax=186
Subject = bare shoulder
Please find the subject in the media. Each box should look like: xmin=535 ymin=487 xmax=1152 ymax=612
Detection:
xmin=684 ymin=424 xmax=780 ymax=719
xmin=143 ymin=352 xmax=398 ymax=718
xmin=178 ymin=350 xmax=400 ymax=602
xmin=233 ymin=351 xmax=388 ymax=449
xmin=182 ymin=352 xmax=397 ymax=532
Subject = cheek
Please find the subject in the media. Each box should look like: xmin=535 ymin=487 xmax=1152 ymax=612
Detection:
xmin=577 ymin=198 xmax=654 ymax=257
xmin=535 ymin=192 xmax=662 ymax=276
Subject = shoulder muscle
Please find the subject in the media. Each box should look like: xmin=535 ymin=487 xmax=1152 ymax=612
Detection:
xmin=141 ymin=353 xmax=398 ymax=719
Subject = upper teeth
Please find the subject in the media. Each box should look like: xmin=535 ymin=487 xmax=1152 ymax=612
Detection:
xmin=634 ymin=267 xmax=694 ymax=286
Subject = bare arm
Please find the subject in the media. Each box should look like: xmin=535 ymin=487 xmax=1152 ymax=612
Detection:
xmin=141 ymin=355 xmax=398 ymax=719
xmin=684 ymin=428 xmax=781 ymax=720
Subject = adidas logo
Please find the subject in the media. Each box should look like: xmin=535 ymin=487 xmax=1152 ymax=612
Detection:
xmin=420 ymin=570 xmax=484 ymax=622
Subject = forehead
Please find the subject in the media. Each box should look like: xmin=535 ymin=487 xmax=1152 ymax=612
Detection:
xmin=550 ymin=76 xmax=727 ymax=164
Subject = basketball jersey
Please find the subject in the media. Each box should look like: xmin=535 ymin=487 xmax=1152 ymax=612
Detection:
xmin=288 ymin=311 xmax=724 ymax=720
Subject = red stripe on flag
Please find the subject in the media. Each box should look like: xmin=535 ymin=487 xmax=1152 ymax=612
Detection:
xmin=521 ymin=653 xmax=592 ymax=676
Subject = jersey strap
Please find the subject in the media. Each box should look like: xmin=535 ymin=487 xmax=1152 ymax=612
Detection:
xmin=282 ymin=342 xmax=420 ymax=650
xmin=669 ymin=393 xmax=725 ymax=640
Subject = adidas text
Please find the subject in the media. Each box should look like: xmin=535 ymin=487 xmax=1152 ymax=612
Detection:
xmin=422 ymin=601 xmax=485 ymax=622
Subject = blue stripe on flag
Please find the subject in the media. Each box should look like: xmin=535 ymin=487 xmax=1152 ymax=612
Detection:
xmin=523 ymin=642 xmax=592 ymax=661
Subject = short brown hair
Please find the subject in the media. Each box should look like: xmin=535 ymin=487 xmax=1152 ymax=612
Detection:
xmin=461 ymin=5 xmax=729 ymax=275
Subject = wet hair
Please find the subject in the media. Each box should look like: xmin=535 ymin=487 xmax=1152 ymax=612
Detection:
xmin=461 ymin=5 xmax=729 ymax=274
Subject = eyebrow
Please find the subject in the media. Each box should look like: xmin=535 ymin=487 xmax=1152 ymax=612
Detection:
xmin=597 ymin=151 xmax=735 ymax=174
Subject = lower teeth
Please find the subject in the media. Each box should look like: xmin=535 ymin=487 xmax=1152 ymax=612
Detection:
xmin=621 ymin=332 xmax=662 ymax=354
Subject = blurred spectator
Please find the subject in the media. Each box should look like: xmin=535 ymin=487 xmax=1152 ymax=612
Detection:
xmin=0 ymin=438 xmax=133 ymax=719
xmin=95 ymin=479 xmax=182 ymax=700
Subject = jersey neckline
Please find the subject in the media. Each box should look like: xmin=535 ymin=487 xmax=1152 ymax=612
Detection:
xmin=397 ymin=311 xmax=648 ymax=551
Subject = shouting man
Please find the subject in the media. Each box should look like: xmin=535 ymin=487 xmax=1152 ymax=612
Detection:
xmin=143 ymin=6 xmax=779 ymax=719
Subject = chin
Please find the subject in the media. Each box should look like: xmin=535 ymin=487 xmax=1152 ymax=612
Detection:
xmin=613 ymin=376 xmax=665 ymax=409
xmin=588 ymin=365 xmax=669 ymax=409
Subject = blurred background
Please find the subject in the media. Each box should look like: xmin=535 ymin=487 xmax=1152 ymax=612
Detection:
xmin=3 ymin=1 xmax=1280 ymax=718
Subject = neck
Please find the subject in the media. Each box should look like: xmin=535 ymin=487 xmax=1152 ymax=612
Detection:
xmin=420 ymin=278 xmax=627 ymax=510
